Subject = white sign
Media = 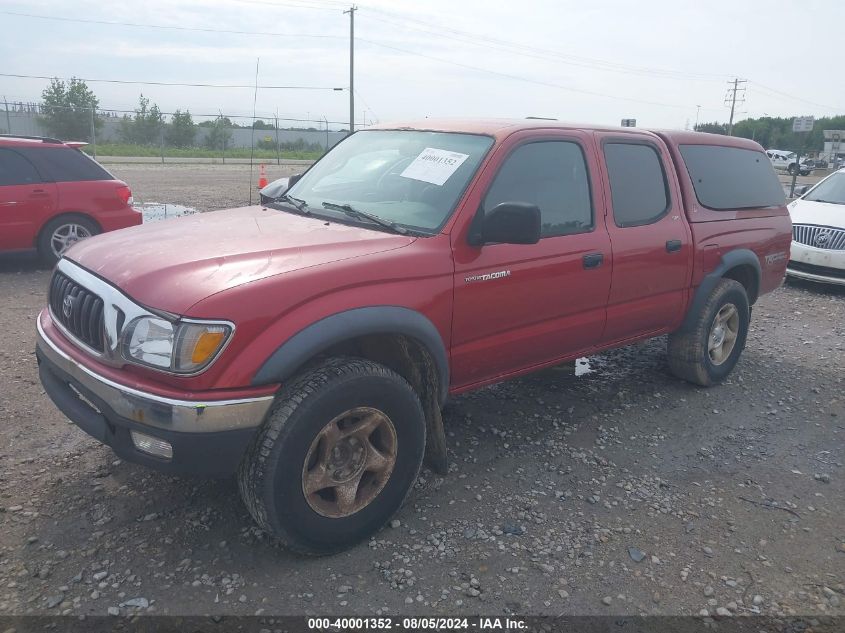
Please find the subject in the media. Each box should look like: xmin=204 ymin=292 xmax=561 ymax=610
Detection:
xmin=400 ymin=148 xmax=470 ymax=186
xmin=793 ymin=116 xmax=814 ymax=133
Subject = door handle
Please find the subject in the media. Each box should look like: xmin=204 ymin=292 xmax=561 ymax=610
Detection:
xmin=665 ymin=239 xmax=682 ymax=253
xmin=582 ymin=253 xmax=603 ymax=269
xmin=29 ymin=189 xmax=50 ymax=199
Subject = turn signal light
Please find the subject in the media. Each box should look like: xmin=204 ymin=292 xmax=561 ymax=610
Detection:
xmin=191 ymin=330 xmax=227 ymax=364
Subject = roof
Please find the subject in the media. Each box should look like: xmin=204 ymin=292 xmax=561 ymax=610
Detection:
xmin=653 ymin=129 xmax=765 ymax=151
xmin=0 ymin=134 xmax=76 ymax=147
xmin=365 ymin=119 xmax=766 ymax=151
xmin=367 ymin=118 xmax=660 ymax=141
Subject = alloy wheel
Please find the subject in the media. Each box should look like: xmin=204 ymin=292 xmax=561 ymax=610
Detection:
xmin=50 ymin=223 xmax=92 ymax=258
xmin=301 ymin=407 xmax=398 ymax=518
xmin=708 ymin=303 xmax=739 ymax=366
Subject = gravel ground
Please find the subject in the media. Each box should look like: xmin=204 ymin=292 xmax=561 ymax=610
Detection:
xmin=0 ymin=164 xmax=843 ymax=618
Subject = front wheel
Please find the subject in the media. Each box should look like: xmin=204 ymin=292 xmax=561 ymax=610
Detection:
xmin=667 ymin=279 xmax=750 ymax=386
xmin=238 ymin=357 xmax=426 ymax=554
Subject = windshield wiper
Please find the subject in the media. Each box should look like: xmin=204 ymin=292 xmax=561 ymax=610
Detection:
xmin=808 ymin=199 xmax=845 ymax=205
xmin=321 ymin=202 xmax=408 ymax=235
xmin=274 ymin=193 xmax=310 ymax=213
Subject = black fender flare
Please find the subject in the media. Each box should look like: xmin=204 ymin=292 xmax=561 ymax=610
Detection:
xmin=250 ymin=306 xmax=450 ymax=404
xmin=678 ymin=249 xmax=760 ymax=333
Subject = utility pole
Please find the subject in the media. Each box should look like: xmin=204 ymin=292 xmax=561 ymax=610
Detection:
xmin=694 ymin=105 xmax=701 ymax=131
xmin=323 ymin=115 xmax=329 ymax=152
xmin=90 ymin=106 xmax=97 ymax=158
xmin=344 ymin=5 xmax=357 ymax=135
xmin=724 ymin=78 xmax=746 ymax=136
xmin=3 ymin=96 xmax=10 ymax=134
xmin=274 ymin=110 xmax=280 ymax=166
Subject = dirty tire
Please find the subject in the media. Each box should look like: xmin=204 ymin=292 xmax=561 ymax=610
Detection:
xmin=667 ymin=279 xmax=749 ymax=387
xmin=37 ymin=214 xmax=100 ymax=266
xmin=238 ymin=357 xmax=426 ymax=555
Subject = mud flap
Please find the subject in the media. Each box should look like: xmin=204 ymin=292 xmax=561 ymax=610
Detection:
xmin=424 ymin=400 xmax=448 ymax=475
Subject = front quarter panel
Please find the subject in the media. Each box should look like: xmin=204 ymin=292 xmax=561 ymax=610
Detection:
xmin=184 ymin=234 xmax=455 ymax=390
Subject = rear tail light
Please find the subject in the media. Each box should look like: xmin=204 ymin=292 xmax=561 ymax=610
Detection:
xmin=116 ymin=185 xmax=133 ymax=206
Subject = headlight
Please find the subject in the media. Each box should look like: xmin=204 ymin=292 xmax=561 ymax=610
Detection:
xmin=123 ymin=317 xmax=232 ymax=374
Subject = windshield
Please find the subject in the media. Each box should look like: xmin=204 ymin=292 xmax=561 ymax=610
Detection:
xmin=804 ymin=171 xmax=845 ymax=205
xmin=286 ymin=130 xmax=494 ymax=233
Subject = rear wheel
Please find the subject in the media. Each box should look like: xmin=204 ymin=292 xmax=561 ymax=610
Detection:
xmin=37 ymin=215 xmax=100 ymax=265
xmin=238 ymin=357 xmax=426 ymax=554
xmin=787 ymin=163 xmax=798 ymax=175
xmin=667 ymin=279 xmax=749 ymax=386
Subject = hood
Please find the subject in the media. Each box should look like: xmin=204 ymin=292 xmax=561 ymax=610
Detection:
xmin=66 ymin=205 xmax=415 ymax=314
xmin=789 ymin=198 xmax=845 ymax=229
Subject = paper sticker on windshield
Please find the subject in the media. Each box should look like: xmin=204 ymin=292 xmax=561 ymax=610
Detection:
xmin=400 ymin=148 xmax=470 ymax=186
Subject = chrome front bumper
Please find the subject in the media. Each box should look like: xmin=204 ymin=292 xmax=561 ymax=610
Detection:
xmin=785 ymin=266 xmax=845 ymax=286
xmin=786 ymin=240 xmax=845 ymax=287
xmin=36 ymin=316 xmax=274 ymax=433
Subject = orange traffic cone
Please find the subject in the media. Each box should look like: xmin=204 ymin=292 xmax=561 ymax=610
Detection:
xmin=257 ymin=164 xmax=268 ymax=189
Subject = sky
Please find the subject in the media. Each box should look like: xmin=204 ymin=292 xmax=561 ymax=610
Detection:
xmin=1 ymin=0 xmax=843 ymax=131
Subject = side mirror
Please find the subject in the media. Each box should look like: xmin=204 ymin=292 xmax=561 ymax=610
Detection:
xmin=469 ymin=202 xmax=541 ymax=246
xmin=259 ymin=173 xmax=304 ymax=205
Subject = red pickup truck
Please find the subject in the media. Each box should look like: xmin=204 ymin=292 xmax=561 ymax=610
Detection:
xmin=36 ymin=120 xmax=790 ymax=553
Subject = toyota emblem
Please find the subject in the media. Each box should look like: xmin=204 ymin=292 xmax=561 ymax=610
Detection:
xmin=815 ymin=232 xmax=830 ymax=247
xmin=62 ymin=295 xmax=73 ymax=318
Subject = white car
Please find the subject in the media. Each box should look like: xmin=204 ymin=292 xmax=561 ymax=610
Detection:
xmin=767 ymin=149 xmax=812 ymax=175
xmin=787 ymin=168 xmax=845 ymax=285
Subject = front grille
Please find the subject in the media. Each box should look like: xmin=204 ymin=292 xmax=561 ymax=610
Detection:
xmin=49 ymin=271 xmax=105 ymax=352
xmin=787 ymin=260 xmax=845 ymax=280
xmin=792 ymin=224 xmax=845 ymax=250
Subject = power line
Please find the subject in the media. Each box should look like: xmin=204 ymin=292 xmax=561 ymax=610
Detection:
xmin=225 ymin=0 xmax=347 ymax=10
xmin=0 ymin=9 xmax=725 ymax=86
xmin=0 ymin=73 xmax=344 ymax=91
xmin=357 ymin=37 xmax=723 ymax=112
xmin=353 ymin=89 xmax=379 ymax=123
xmin=361 ymin=9 xmax=728 ymax=82
xmin=750 ymin=82 xmax=842 ymax=113
xmin=0 ymin=11 xmax=345 ymax=40
xmin=4 ymin=99 xmax=351 ymax=125
xmin=11 ymin=8 xmax=837 ymax=118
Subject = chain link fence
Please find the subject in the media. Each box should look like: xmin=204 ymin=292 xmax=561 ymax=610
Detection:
xmin=1 ymin=100 xmax=349 ymax=163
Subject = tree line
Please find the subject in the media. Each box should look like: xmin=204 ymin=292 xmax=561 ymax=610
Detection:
xmin=35 ymin=77 xmax=326 ymax=151
xmin=695 ymin=115 xmax=845 ymax=153
xmin=35 ymin=76 xmax=843 ymax=154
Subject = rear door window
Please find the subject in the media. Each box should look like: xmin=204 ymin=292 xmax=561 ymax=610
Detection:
xmin=679 ymin=145 xmax=785 ymax=209
xmin=603 ymin=142 xmax=670 ymax=227
xmin=17 ymin=147 xmax=113 ymax=182
xmin=0 ymin=148 xmax=43 ymax=186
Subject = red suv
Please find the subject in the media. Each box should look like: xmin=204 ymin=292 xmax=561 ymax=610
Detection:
xmin=35 ymin=120 xmax=791 ymax=553
xmin=0 ymin=135 xmax=141 ymax=263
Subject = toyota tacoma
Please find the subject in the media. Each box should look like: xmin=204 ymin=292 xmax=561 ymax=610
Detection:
xmin=36 ymin=120 xmax=791 ymax=553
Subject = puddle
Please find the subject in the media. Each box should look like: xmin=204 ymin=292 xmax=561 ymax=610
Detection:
xmin=575 ymin=357 xmax=593 ymax=376
xmin=137 ymin=202 xmax=197 ymax=223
